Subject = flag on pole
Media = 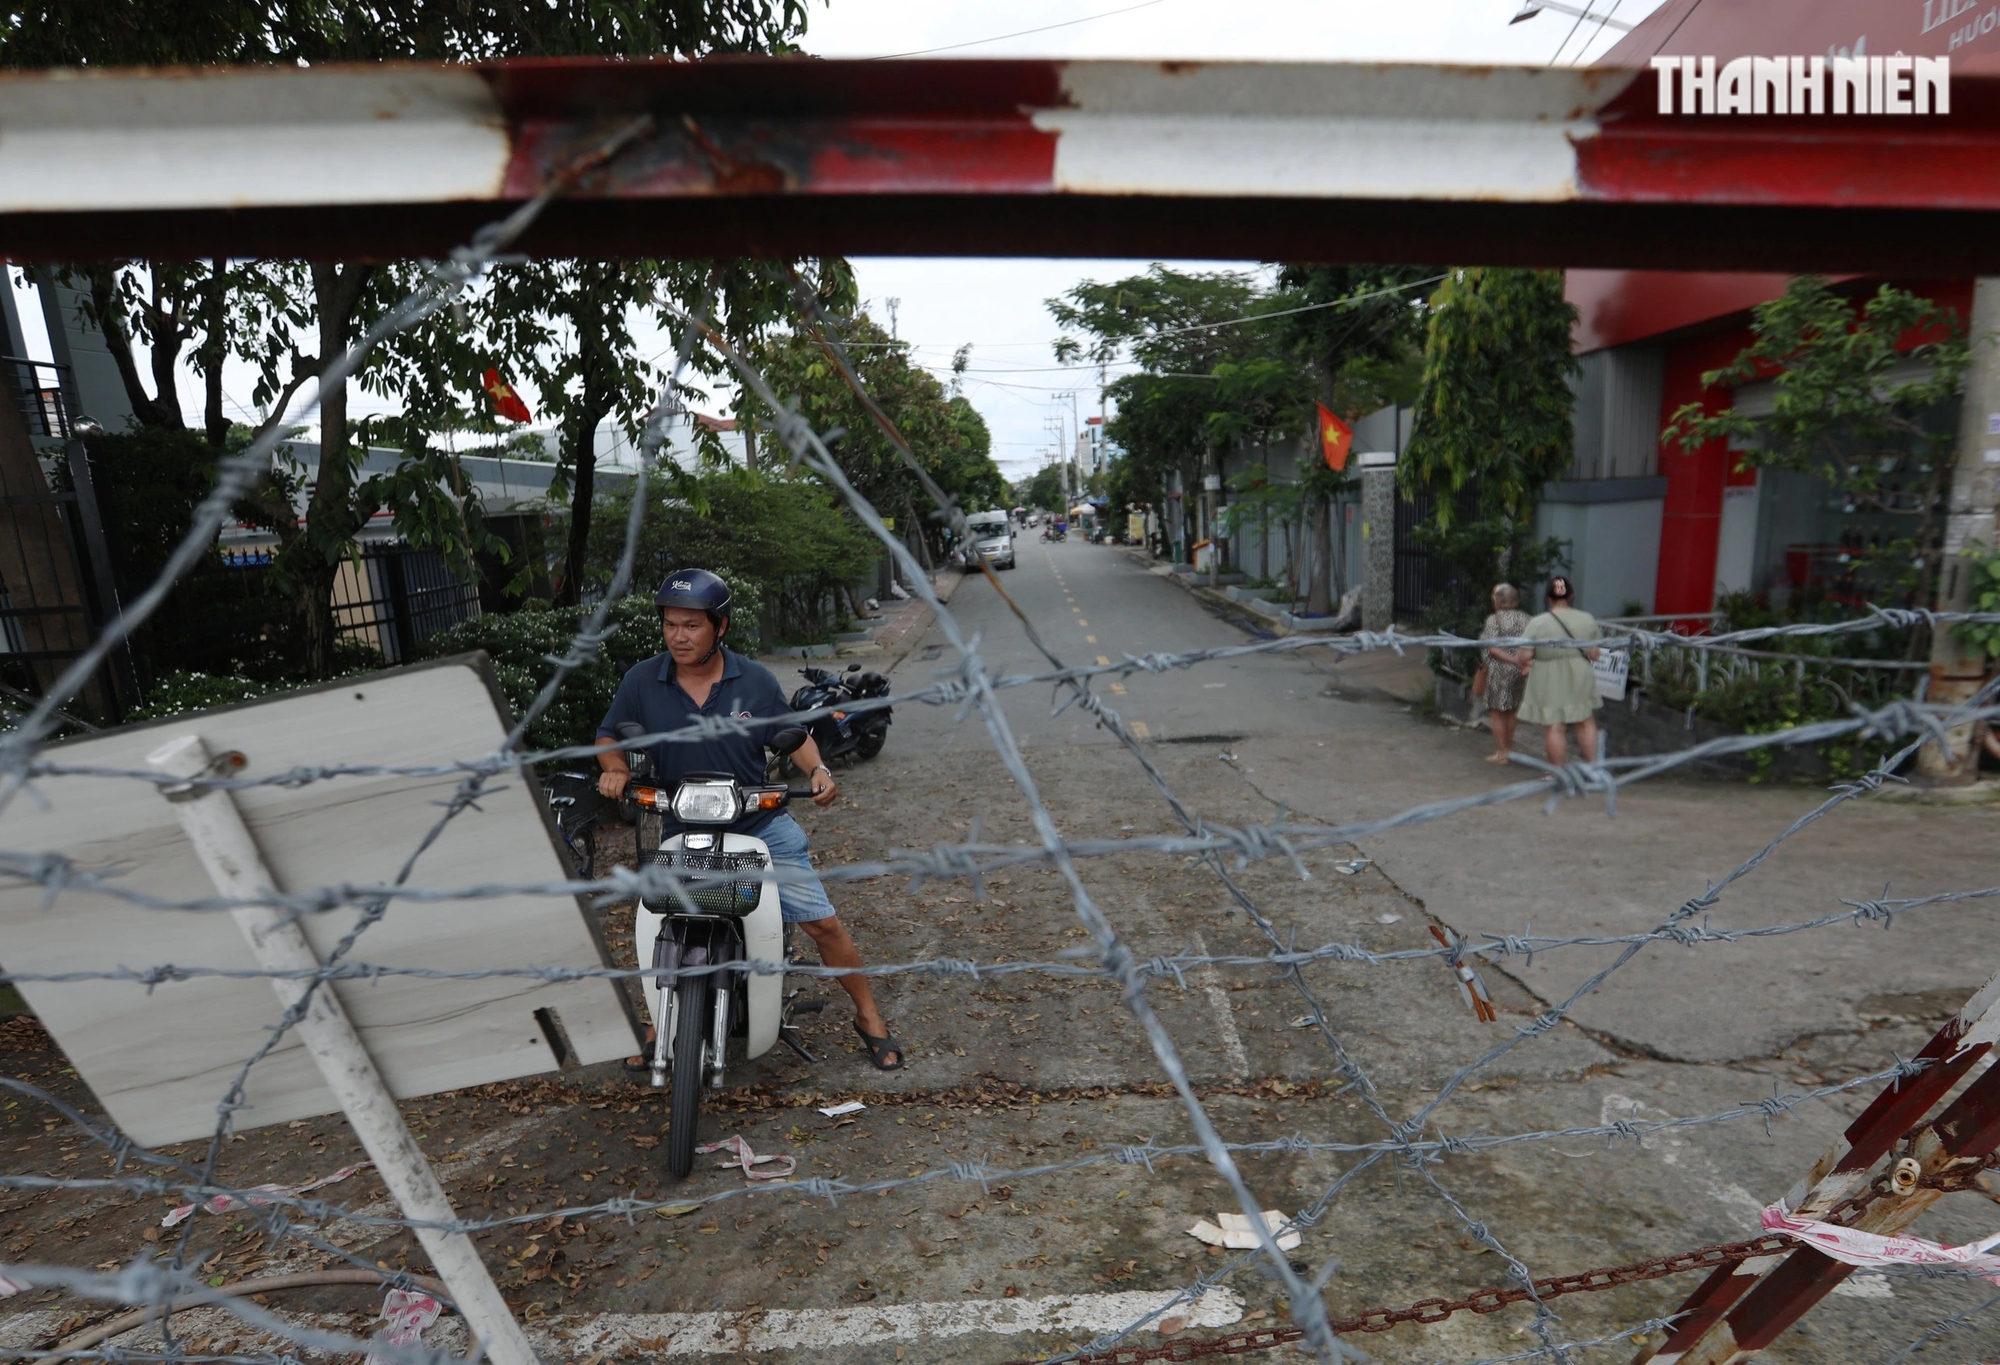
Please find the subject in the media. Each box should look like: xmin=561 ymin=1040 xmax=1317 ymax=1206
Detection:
xmin=482 ymin=368 xmax=533 ymax=424
xmin=1316 ymin=402 xmax=1353 ymax=472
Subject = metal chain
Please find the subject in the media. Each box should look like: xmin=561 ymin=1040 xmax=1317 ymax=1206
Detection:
xmin=1000 ymin=1234 xmax=1797 ymax=1365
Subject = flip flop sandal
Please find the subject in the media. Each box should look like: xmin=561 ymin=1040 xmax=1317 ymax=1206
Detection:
xmin=854 ymin=1021 xmax=907 ymax=1071
xmin=624 ymin=1030 xmax=660 ymax=1072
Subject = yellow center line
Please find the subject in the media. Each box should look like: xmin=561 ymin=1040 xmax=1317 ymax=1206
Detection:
xmin=1095 ymin=656 xmax=1111 ymax=666
xmin=1110 ymin=682 xmax=1127 ymax=694
xmin=1129 ymin=720 xmax=1149 ymax=739
xmin=1085 ymin=634 xmax=1097 ymax=643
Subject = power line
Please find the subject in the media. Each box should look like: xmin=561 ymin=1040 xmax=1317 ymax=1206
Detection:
xmin=864 ymin=0 xmax=1173 ymax=60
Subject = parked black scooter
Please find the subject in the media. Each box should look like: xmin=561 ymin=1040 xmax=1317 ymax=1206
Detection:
xmin=789 ymin=663 xmax=893 ymax=763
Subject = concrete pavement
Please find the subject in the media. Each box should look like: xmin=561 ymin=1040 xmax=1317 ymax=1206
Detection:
xmin=8 ymin=534 xmax=2000 ymax=1365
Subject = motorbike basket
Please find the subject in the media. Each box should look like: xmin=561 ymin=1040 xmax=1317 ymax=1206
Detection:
xmin=643 ymin=848 xmax=769 ymax=916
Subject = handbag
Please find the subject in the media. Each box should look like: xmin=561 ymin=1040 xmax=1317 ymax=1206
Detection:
xmin=1470 ymin=663 xmax=1488 ymax=697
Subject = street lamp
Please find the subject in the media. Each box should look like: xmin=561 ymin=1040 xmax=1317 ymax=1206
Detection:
xmin=1508 ymin=1 xmax=1635 ymax=30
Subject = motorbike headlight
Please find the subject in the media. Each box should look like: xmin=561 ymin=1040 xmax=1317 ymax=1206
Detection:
xmin=671 ymin=781 xmax=740 ymax=825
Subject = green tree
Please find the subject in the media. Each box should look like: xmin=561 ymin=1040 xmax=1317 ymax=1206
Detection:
xmin=750 ymin=314 xmax=1003 ymax=565
xmin=1400 ymin=268 xmax=1577 ymax=638
xmin=1405 ymin=267 xmax=1579 ymax=532
xmin=1664 ymin=276 xmax=1967 ymax=629
xmin=586 ymin=466 xmax=874 ymax=645
xmin=1022 ymin=464 xmax=1067 ymax=513
xmin=7 ymin=0 xmax=824 ymax=677
xmin=1050 ymin=267 xmax=1265 ymax=559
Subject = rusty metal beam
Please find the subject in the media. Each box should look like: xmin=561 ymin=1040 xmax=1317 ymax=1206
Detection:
xmin=5 ymin=57 xmax=2000 ymax=267
xmin=1637 ymin=971 xmax=2000 ymax=1365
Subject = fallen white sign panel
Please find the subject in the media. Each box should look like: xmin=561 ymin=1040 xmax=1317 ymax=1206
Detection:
xmin=0 ymin=655 xmax=634 ymax=1146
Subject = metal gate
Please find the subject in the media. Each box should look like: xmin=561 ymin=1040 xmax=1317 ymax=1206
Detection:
xmin=0 ymin=358 xmax=123 ymax=722
xmin=1391 ymin=482 xmax=1481 ymax=627
xmin=331 ymin=542 xmax=482 ymax=664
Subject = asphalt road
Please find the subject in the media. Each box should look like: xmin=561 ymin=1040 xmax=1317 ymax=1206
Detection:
xmin=7 ymin=535 xmax=2000 ymax=1365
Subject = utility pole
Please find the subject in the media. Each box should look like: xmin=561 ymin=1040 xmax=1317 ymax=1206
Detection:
xmin=1918 ymin=277 xmax=2000 ymax=782
xmin=1043 ymin=416 xmax=1068 ymax=508
xmin=1052 ymin=391 xmax=1080 ymax=510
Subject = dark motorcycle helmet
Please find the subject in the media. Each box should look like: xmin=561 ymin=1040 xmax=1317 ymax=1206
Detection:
xmin=655 ymin=568 xmax=733 ymax=630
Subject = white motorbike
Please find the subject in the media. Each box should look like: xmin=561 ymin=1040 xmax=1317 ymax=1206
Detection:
xmin=616 ymin=721 xmax=821 ymax=1178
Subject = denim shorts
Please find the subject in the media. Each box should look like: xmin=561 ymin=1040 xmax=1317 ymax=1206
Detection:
xmin=759 ymin=813 xmax=838 ymax=924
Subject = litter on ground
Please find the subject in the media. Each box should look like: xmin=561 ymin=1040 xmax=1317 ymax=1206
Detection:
xmin=1186 ymin=1210 xmax=1303 ymax=1252
xmin=698 ymin=1134 xmax=797 ymax=1180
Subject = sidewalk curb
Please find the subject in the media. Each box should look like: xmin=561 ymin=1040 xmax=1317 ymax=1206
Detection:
xmin=874 ymin=568 xmax=966 ymax=674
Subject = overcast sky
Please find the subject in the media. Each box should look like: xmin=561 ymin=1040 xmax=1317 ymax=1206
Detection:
xmin=786 ymin=0 xmax=1663 ymax=482
xmin=35 ymin=0 xmax=1663 ymax=485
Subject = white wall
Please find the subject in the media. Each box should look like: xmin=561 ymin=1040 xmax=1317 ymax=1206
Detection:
xmin=1535 ymin=486 xmax=1666 ymax=616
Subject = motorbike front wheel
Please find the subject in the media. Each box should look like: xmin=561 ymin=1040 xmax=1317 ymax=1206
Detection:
xmin=666 ymin=973 xmax=711 ymax=1179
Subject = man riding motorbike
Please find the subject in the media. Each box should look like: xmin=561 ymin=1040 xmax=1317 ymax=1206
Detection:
xmin=595 ymin=569 xmax=905 ymax=1071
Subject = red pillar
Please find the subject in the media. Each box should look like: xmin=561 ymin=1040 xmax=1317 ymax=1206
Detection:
xmin=1654 ymin=330 xmax=1749 ymax=621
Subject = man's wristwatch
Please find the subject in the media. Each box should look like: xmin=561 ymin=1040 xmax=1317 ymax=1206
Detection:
xmin=810 ymin=764 xmax=833 ymax=781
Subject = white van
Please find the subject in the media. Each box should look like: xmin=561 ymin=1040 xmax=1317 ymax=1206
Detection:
xmin=963 ymin=511 xmax=1015 ymax=570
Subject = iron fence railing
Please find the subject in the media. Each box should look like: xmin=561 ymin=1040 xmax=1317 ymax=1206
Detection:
xmin=330 ymin=542 xmax=481 ymax=664
xmin=0 ymin=355 xmax=71 ymax=442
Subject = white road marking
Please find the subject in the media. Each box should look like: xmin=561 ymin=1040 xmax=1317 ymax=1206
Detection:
xmin=1189 ymin=932 xmax=1252 ymax=1080
xmin=554 ymin=1287 xmax=1245 ymax=1356
xmin=9 ymin=1289 xmax=1245 ymax=1359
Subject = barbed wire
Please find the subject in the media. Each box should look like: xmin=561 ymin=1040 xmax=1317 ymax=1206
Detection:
xmin=5 ymin=883 xmax=1993 ymax=995
xmin=19 ymin=611 xmax=2000 ymax=796
xmin=3 ymin=228 xmax=1997 ymax=1365
xmin=9 ymin=694 xmax=1995 ymax=933
xmin=0 ymin=1058 xmax=1935 ymax=1235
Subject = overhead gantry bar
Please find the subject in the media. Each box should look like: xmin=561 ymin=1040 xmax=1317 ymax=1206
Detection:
xmin=1 ymin=56 xmax=1996 ymax=268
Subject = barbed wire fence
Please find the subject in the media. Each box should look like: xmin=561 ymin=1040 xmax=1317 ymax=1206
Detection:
xmin=1 ymin=172 xmax=1999 ymax=1365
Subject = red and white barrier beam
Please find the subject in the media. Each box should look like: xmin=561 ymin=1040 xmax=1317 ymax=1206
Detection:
xmin=4 ymin=57 xmax=2000 ymax=268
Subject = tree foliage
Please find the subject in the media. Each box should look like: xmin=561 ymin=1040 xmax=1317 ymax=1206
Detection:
xmin=1022 ymin=465 xmax=1066 ymax=512
xmin=587 ymin=466 xmax=873 ymax=646
xmin=749 ymin=313 xmax=1006 ymax=556
xmin=1663 ymin=276 xmax=1967 ymax=613
xmin=1050 ymin=264 xmax=1431 ymax=606
xmin=5 ymin=0 xmax=831 ymax=686
xmin=1404 ymin=267 xmax=1579 ymax=532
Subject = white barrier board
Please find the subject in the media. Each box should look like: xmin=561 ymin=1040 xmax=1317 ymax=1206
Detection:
xmin=0 ymin=656 xmax=634 ymax=1146
xmin=1593 ymin=648 xmax=1630 ymax=703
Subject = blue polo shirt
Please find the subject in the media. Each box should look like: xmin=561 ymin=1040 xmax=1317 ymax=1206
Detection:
xmin=597 ymin=647 xmax=796 ymax=838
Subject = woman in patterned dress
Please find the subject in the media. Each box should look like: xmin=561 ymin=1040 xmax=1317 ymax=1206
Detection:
xmin=1478 ymin=583 xmax=1531 ymax=764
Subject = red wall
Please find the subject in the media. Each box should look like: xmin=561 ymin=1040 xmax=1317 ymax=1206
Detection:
xmin=1645 ymin=276 xmax=1976 ymax=618
xmin=1654 ymin=328 xmax=1753 ymax=618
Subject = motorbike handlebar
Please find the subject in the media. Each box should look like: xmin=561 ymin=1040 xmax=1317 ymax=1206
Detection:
xmin=625 ymin=783 xmax=809 ymax=815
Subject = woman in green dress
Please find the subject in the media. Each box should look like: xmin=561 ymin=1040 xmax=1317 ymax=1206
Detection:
xmin=1518 ymin=576 xmax=1602 ymax=766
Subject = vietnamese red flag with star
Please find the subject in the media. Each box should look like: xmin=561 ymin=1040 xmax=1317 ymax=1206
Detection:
xmin=1316 ymin=402 xmax=1353 ymax=472
xmin=482 ymin=368 xmax=533 ymax=424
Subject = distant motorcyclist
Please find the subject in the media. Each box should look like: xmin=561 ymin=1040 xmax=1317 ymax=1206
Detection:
xmin=596 ymin=569 xmax=905 ymax=1070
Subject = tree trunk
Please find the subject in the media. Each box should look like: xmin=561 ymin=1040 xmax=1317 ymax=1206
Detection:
xmin=555 ymin=391 xmax=612 ymax=608
xmin=297 ymin=262 xmax=373 ymax=677
xmin=1257 ymin=453 xmax=1270 ymax=584
xmin=202 ymin=258 xmax=229 ymax=451
xmin=1307 ymin=495 xmax=1333 ymax=616
xmin=79 ymin=265 xmax=181 ymax=430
